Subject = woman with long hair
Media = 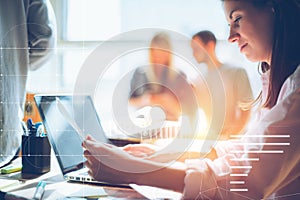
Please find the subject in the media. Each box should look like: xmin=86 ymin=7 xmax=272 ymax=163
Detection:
xmin=83 ymin=1 xmax=300 ymax=199
xmin=129 ymin=32 xmax=191 ymax=121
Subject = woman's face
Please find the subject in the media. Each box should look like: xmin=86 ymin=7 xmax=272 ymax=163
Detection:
xmin=150 ymin=47 xmax=171 ymax=66
xmin=224 ymin=0 xmax=275 ymax=64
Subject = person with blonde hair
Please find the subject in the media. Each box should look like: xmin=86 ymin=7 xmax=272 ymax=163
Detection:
xmin=130 ymin=32 xmax=193 ymax=121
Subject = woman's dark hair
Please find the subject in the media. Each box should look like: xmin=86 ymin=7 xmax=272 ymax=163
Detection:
xmin=222 ymin=0 xmax=300 ymax=108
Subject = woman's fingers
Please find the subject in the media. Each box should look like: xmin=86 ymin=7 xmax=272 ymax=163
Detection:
xmin=85 ymin=134 xmax=96 ymax=141
xmin=83 ymin=138 xmax=142 ymax=176
xmin=87 ymin=170 xmax=93 ymax=179
xmin=126 ymin=150 xmax=148 ymax=158
xmin=84 ymin=150 xmax=102 ymax=178
xmin=84 ymin=150 xmax=100 ymax=164
xmin=84 ymin=159 xmax=91 ymax=170
xmin=84 ymin=140 xmax=124 ymax=159
xmin=123 ymin=144 xmax=157 ymax=157
xmin=82 ymin=134 xmax=100 ymax=148
xmin=82 ymin=135 xmax=97 ymax=148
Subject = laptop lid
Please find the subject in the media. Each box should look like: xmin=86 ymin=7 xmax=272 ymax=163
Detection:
xmin=34 ymin=94 xmax=110 ymax=175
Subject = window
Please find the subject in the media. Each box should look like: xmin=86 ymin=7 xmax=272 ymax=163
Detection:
xmin=28 ymin=0 xmax=261 ymax=135
xmin=65 ymin=0 xmax=121 ymax=41
xmin=63 ymin=0 xmax=228 ymax=41
xmin=30 ymin=0 xmax=260 ymax=101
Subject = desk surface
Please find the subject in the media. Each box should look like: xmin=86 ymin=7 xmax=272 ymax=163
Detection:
xmin=1 ymin=138 xmax=214 ymax=199
xmin=8 ymin=181 xmax=145 ymax=199
xmin=0 ymin=152 xmax=145 ymax=200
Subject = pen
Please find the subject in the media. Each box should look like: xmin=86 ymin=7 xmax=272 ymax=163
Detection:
xmin=0 ymin=191 xmax=30 ymax=200
xmin=21 ymin=121 xmax=29 ymax=136
xmin=35 ymin=122 xmax=45 ymax=137
xmin=33 ymin=181 xmax=46 ymax=200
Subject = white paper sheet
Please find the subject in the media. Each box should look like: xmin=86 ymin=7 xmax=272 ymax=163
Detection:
xmin=130 ymin=184 xmax=182 ymax=200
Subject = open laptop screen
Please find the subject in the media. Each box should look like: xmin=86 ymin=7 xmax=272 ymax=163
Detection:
xmin=34 ymin=95 xmax=109 ymax=174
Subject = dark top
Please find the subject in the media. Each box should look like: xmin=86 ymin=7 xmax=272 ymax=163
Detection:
xmin=130 ymin=66 xmax=187 ymax=97
xmin=129 ymin=66 xmax=197 ymax=120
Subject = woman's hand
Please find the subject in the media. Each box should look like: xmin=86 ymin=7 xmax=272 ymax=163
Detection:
xmin=122 ymin=143 xmax=158 ymax=157
xmin=82 ymin=135 xmax=187 ymax=192
xmin=83 ymin=148 xmax=131 ymax=184
xmin=82 ymin=135 xmax=136 ymax=184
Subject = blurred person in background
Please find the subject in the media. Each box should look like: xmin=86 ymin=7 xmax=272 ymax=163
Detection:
xmin=191 ymin=30 xmax=253 ymax=140
xmin=129 ymin=32 xmax=195 ymax=122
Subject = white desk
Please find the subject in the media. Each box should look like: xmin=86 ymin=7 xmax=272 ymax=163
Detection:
xmin=0 ymin=150 xmax=145 ymax=199
xmin=1 ymin=138 xmax=217 ymax=199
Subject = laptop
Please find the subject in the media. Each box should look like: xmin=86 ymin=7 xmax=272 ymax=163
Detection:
xmin=34 ymin=94 xmax=131 ymax=187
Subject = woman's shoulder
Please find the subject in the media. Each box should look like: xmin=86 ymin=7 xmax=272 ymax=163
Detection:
xmin=133 ymin=66 xmax=147 ymax=74
xmin=290 ymin=65 xmax=300 ymax=88
xmin=167 ymin=67 xmax=186 ymax=79
xmin=278 ymin=65 xmax=300 ymax=101
xmin=177 ymin=69 xmax=187 ymax=79
xmin=284 ymin=65 xmax=300 ymax=91
xmin=131 ymin=66 xmax=149 ymax=80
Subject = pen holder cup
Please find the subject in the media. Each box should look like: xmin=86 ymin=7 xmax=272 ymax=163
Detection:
xmin=21 ymin=135 xmax=51 ymax=174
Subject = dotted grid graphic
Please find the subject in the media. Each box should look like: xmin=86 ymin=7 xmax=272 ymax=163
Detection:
xmin=1 ymin=21 xmax=298 ymax=199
